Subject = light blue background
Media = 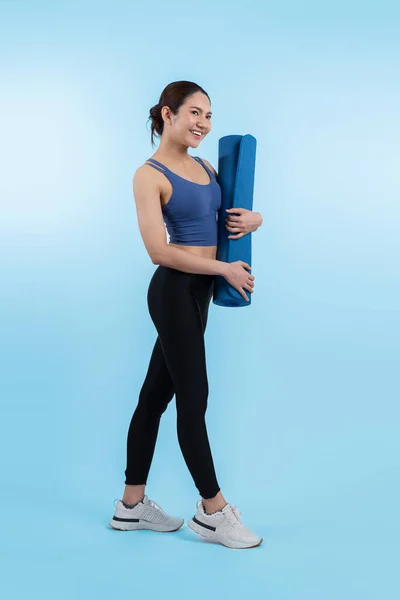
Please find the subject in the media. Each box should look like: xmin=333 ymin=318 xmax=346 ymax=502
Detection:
xmin=1 ymin=1 xmax=399 ymax=598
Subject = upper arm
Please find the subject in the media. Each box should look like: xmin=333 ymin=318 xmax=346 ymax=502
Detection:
xmin=132 ymin=166 xmax=168 ymax=264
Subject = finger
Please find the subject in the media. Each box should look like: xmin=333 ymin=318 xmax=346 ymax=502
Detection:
xmin=240 ymin=288 xmax=249 ymax=302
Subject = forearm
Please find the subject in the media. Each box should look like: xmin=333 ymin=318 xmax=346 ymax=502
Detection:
xmin=153 ymin=245 xmax=228 ymax=277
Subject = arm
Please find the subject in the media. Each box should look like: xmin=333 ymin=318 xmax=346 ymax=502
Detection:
xmin=133 ymin=166 xmax=228 ymax=277
xmin=202 ymin=158 xmax=263 ymax=233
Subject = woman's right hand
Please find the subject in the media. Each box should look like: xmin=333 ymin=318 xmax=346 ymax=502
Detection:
xmin=223 ymin=260 xmax=255 ymax=302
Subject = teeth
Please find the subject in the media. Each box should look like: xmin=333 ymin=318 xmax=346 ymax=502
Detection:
xmin=191 ymin=130 xmax=201 ymax=137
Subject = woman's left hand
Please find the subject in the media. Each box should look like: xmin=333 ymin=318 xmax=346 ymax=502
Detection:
xmin=224 ymin=208 xmax=263 ymax=240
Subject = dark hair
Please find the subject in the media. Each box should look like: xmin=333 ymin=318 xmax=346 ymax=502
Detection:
xmin=147 ymin=80 xmax=210 ymax=148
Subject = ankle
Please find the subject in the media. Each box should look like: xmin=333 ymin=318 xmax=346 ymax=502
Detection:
xmin=122 ymin=497 xmax=144 ymax=508
xmin=123 ymin=484 xmax=146 ymax=505
xmin=202 ymin=491 xmax=227 ymax=514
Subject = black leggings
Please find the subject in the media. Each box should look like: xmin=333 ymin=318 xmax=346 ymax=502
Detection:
xmin=124 ymin=265 xmax=221 ymax=499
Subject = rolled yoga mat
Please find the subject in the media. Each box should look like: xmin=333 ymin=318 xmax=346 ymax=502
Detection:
xmin=213 ymin=134 xmax=257 ymax=307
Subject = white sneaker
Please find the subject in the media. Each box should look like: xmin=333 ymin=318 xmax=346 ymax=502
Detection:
xmin=187 ymin=500 xmax=263 ymax=549
xmin=109 ymin=495 xmax=184 ymax=532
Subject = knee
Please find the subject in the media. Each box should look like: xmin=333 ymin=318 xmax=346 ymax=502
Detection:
xmin=137 ymin=389 xmax=172 ymax=418
xmin=176 ymin=389 xmax=209 ymax=422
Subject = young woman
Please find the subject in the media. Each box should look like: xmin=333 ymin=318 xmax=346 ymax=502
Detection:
xmin=110 ymin=81 xmax=263 ymax=549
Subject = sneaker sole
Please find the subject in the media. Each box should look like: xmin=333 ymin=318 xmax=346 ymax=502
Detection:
xmin=187 ymin=518 xmax=263 ymax=549
xmin=109 ymin=518 xmax=184 ymax=532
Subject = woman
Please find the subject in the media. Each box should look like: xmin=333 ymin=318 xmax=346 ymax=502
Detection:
xmin=110 ymin=81 xmax=263 ymax=549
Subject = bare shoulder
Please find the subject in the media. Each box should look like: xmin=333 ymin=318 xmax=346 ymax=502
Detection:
xmin=133 ymin=161 xmax=163 ymax=188
xmin=132 ymin=162 xmax=162 ymax=198
xmin=135 ymin=160 xmax=158 ymax=178
xmin=200 ymin=158 xmax=217 ymax=177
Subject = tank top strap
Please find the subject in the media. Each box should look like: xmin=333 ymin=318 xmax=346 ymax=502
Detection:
xmin=147 ymin=156 xmax=214 ymax=180
xmin=145 ymin=158 xmax=174 ymax=174
xmin=193 ymin=156 xmax=214 ymax=179
xmin=144 ymin=159 xmax=177 ymax=187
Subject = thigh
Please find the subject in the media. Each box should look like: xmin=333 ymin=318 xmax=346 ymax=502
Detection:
xmin=191 ymin=276 xmax=214 ymax=335
xmin=138 ymin=334 xmax=174 ymax=411
xmin=198 ymin=278 xmax=214 ymax=333
xmin=148 ymin=284 xmax=209 ymax=400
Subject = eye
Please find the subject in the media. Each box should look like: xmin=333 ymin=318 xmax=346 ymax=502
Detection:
xmin=192 ymin=110 xmax=211 ymax=120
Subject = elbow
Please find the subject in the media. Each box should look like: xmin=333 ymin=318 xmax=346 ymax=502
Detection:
xmin=151 ymin=245 xmax=168 ymax=265
xmin=150 ymin=251 xmax=159 ymax=264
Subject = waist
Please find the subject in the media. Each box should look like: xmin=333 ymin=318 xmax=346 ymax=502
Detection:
xmin=168 ymin=243 xmax=217 ymax=261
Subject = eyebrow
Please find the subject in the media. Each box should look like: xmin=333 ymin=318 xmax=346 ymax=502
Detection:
xmin=189 ymin=105 xmax=212 ymax=115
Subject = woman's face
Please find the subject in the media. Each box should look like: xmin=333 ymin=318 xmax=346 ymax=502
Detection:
xmin=171 ymin=92 xmax=212 ymax=147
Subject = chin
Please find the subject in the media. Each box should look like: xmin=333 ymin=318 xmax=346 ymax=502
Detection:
xmin=188 ymin=133 xmax=203 ymax=146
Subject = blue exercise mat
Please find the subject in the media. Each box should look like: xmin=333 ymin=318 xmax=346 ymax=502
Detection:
xmin=213 ymin=134 xmax=257 ymax=307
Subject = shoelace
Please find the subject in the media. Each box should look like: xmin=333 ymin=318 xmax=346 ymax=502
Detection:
xmin=231 ymin=505 xmax=242 ymax=521
xmin=114 ymin=496 xmax=168 ymax=518
xmin=199 ymin=500 xmax=243 ymax=524
xmin=224 ymin=505 xmax=246 ymax=528
xmin=148 ymin=498 xmax=167 ymax=514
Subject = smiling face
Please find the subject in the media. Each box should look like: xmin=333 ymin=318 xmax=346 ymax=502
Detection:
xmin=162 ymin=91 xmax=212 ymax=147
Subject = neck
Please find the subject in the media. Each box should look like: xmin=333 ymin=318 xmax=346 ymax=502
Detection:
xmin=155 ymin=136 xmax=192 ymax=163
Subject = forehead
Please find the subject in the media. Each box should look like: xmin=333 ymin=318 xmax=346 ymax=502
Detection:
xmin=184 ymin=92 xmax=211 ymax=111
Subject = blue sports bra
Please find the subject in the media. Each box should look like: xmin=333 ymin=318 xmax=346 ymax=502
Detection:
xmin=145 ymin=156 xmax=222 ymax=246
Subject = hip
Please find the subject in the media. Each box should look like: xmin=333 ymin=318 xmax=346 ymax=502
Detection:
xmin=147 ymin=265 xmax=215 ymax=307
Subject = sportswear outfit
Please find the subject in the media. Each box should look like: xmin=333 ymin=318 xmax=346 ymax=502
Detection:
xmin=110 ymin=156 xmax=262 ymax=549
